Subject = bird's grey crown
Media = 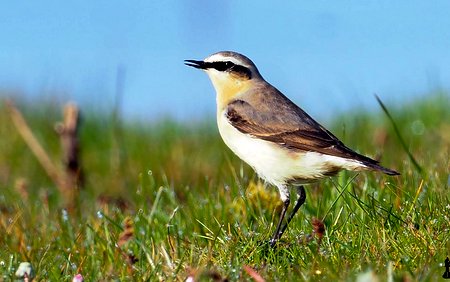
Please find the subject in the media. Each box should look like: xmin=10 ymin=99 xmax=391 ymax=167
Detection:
xmin=206 ymin=51 xmax=258 ymax=71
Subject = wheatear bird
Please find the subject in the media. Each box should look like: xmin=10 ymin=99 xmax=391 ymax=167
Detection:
xmin=185 ymin=51 xmax=399 ymax=246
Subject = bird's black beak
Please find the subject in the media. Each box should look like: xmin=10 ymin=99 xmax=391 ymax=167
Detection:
xmin=184 ymin=59 xmax=207 ymax=69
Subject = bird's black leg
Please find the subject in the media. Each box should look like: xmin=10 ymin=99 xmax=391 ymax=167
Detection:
xmin=269 ymin=197 xmax=290 ymax=247
xmin=279 ymin=185 xmax=306 ymax=236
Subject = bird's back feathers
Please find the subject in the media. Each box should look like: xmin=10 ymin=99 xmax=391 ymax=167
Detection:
xmin=226 ymin=83 xmax=399 ymax=176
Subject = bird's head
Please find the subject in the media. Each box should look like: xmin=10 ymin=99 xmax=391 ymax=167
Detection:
xmin=185 ymin=52 xmax=262 ymax=103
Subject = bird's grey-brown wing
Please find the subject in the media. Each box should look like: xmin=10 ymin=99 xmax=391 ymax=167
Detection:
xmin=225 ymin=85 xmax=382 ymax=165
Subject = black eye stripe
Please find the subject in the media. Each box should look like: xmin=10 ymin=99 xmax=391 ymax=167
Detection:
xmin=206 ymin=61 xmax=252 ymax=79
xmin=206 ymin=61 xmax=235 ymax=71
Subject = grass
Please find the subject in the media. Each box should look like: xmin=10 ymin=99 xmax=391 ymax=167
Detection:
xmin=0 ymin=93 xmax=449 ymax=281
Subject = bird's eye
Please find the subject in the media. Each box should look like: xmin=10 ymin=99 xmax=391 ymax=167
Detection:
xmin=209 ymin=61 xmax=251 ymax=78
xmin=212 ymin=61 xmax=235 ymax=71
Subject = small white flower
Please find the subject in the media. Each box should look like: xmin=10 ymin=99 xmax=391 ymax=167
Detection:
xmin=15 ymin=262 xmax=35 ymax=281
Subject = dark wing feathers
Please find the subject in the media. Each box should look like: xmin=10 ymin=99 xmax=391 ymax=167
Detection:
xmin=225 ymin=90 xmax=381 ymax=165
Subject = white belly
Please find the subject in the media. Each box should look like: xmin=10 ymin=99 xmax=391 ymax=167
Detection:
xmin=217 ymin=111 xmax=366 ymax=188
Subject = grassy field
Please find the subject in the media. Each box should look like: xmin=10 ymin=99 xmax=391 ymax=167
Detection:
xmin=0 ymin=93 xmax=449 ymax=281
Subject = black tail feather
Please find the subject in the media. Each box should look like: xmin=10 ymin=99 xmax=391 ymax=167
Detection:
xmin=342 ymin=147 xmax=400 ymax=176
xmin=365 ymin=162 xmax=400 ymax=176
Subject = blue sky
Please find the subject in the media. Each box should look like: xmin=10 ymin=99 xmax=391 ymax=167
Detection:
xmin=1 ymin=1 xmax=449 ymax=121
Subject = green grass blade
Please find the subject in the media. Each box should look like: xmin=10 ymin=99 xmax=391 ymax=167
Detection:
xmin=375 ymin=94 xmax=424 ymax=173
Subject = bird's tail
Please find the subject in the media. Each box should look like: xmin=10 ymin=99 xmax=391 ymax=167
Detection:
xmin=349 ymin=149 xmax=400 ymax=176
xmin=364 ymin=162 xmax=400 ymax=176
